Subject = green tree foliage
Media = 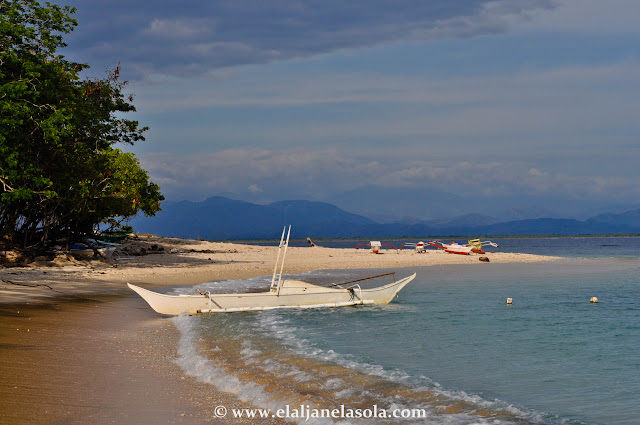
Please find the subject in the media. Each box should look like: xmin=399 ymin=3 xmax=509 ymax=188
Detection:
xmin=0 ymin=0 xmax=163 ymax=249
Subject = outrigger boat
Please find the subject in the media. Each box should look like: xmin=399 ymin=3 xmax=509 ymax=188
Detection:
xmin=427 ymin=239 xmax=499 ymax=255
xmin=128 ymin=226 xmax=416 ymax=315
xmin=467 ymin=239 xmax=499 ymax=254
xmin=444 ymin=242 xmax=475 ymax=255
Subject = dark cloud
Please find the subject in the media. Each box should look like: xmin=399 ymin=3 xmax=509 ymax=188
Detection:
xmin=61 ymin=0 xmax=555 ymax=77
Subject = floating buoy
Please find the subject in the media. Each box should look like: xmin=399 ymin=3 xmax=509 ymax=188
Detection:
xmin=506 ymin=298 xmax=513 ymax=305
xmin=590 ymin=297 xmax=599 ymax=303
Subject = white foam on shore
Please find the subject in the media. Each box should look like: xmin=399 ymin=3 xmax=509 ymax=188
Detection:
xmin=172 ymin=314 xmax=270 ymax=402
xmin=171 ymin=314 xmax=341 ymax=425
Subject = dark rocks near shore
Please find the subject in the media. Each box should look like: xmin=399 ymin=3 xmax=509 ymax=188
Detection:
xmin=119 ymin=241 xmax=165 ymax=256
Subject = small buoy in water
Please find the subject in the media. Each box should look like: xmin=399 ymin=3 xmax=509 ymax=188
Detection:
xmin=506 ymin=298 xmax=513 ymax=305
xmin=590 ymin=297 xmax=599 ymax=303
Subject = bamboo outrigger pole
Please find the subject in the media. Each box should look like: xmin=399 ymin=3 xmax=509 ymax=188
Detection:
xmin=327 ymin=272 xmax=396 ymax=288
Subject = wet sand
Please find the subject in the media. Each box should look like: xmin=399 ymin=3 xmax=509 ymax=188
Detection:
xmin=0 ymin=237 xmax=559 ymax=424
xmin=0 ymin=293 xmax=285 ymax=425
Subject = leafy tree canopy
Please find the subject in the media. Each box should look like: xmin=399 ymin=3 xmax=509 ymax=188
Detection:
xmin=1 ymin=0 xmax=163 ymax=250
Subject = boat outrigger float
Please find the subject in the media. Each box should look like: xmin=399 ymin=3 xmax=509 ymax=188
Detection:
xmin=128 ymin=226 xmax=416 ymax=315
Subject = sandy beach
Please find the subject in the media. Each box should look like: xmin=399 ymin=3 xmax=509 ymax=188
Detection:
xmin=0 ymin=237 xmax=560 ymax=424
xmin=1 ymin=236 xmax=559 ymax=303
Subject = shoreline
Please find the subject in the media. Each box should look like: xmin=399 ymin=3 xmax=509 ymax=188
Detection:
xmin=0 ymin=236 xmax=561 ymax=304
xmin=0 ymin=236 xmax=561 ymax=424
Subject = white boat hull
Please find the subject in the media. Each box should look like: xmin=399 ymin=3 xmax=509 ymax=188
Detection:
xmin=443 ymin=243 xmax=474 ymax=255
xmin=128 ymin=273 xmax=416 ymax=315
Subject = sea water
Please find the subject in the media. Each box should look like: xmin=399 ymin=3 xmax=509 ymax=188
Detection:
xmin=171 ymin=237 xmax=640 ymax=424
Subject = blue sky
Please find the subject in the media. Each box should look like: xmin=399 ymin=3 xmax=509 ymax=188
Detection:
xmin=62 ymin=0 xmax=640 ymax=215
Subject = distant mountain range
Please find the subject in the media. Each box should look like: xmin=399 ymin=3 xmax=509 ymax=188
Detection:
xmin=130 ymin=196 xmax=640 ymax=240
xmin=131 ymin=197 xmax=375 ymax=240
xmin=214 ymin=184 xmax=640 ymax=222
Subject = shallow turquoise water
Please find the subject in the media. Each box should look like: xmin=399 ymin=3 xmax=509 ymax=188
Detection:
xmin=174 ymin=238 xmax=640 ymax=425
xmin=266 ymin=260 xmax=639 ymax=424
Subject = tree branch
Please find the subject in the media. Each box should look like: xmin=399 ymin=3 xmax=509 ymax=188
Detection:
xmin=0 ymin=175 xmax=14 ymax=192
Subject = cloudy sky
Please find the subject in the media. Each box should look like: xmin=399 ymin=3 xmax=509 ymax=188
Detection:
xmin=62 ymin=0 xmax=639 ymax=214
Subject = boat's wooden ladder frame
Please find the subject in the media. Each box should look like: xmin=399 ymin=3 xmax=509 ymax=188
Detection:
xmin=270 ymin=225 xmax=291 ymax=296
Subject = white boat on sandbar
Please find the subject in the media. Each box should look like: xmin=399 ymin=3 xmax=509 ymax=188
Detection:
xmin=427 ymin=239 xmax=499 ymax=255
xmin=128 ymin=226 xmax=416 ymax=315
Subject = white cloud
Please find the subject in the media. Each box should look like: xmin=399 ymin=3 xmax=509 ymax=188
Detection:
xmin=528 ymin=168 xmax=548 ymax=177
xmin=138 ymin=148 xmax=640 ymax=204
xmin=143 ymin=18 xmax=215 ymax=39
xmin=138 ymin=149 xmax=381 ymax=199
xmin=248 ymin=184 xmax=263 ymax=193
